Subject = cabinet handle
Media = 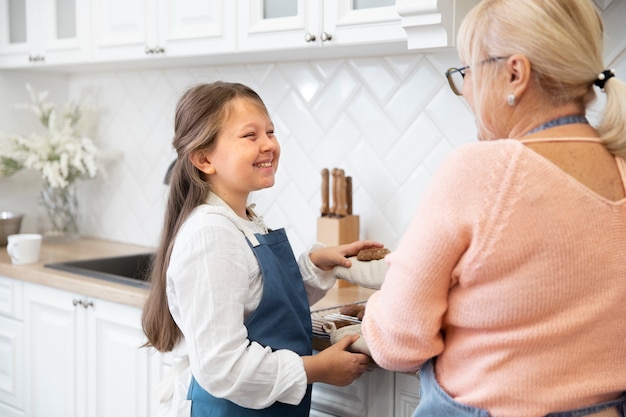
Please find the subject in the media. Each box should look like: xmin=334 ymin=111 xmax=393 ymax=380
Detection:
xmin=304 ymin=32 xmax=316 ymax=42
xmin=72 ymin=299 xmax=94 ymax=309
xmin=145 ymin=46 xmax=165 ymax=55
xmin=321 ymin=32 xmax=332 ymax=42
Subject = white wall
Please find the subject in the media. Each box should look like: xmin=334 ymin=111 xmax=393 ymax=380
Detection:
xmin=0 ymin=71 xmax=70 ymax=232
xmin=63 ymin=49 xmax=477 ymax=255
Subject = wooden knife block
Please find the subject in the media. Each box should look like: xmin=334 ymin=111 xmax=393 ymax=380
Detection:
xmin=317 ymin=215 xmax=360 ymax=287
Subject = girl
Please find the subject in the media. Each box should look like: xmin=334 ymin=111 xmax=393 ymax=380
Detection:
xmin=142 ymin=81 xmax=378 ymax=417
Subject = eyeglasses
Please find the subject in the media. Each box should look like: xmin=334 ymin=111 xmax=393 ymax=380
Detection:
xmin=445 ymin=57 xmax=508 ymax=96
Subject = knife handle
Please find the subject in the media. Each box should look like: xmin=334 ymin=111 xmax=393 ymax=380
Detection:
xmin=331 ymin=168 xmax=338 ymax=216
xmin=321 ymin=168 xmax=329 ymax=216
xmin=336 ymin=169 xmax=348 ymax=217
xmin=345 ymin=176 xmax=353 ymax=215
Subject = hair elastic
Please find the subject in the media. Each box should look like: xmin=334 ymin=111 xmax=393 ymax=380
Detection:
xmin=594 ymin=69 xmax=615 ymax=90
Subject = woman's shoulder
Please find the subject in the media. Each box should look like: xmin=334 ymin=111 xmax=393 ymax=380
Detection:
xmin=437 ymin=139 xmax=523 ymax=178
xmin=450 ymin=139 xmax=522 ymax=161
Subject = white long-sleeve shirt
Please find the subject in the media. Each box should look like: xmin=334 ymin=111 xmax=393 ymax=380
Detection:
xmin=161 ymin=193 xmax=335 ymax=416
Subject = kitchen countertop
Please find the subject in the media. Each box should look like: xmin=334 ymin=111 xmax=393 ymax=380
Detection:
xmin=0 ymin=236 xmax=377 ymax=312
xmin=0 ymin=237 xmax=154 ymax=308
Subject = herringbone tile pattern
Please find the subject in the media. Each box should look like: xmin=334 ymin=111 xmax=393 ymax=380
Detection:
xmin=62 ymin=0 xmax=626 ymax=254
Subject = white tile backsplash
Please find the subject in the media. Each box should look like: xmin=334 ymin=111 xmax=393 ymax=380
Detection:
xmin=2 ymin=1 xmax=626 ymax=256
xmin=68 ymin=50 xmax=476 ymax=255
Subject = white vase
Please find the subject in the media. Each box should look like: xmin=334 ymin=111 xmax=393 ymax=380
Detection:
xmin=39 ymin=183 xmax=79 ymax=242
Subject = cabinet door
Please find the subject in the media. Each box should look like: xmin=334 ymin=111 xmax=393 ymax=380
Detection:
xmin=91 ymin=0 xmax=157 ymax=61
xmin=156 ymin=0 xmax=236 ymax=57
xmin=311 ymin=368 xmax=393 ymax=417
xmin=322 ymin=0 xmax=404 ymax=46
xmin=38 ymin=0 xmax=90 ymax=65
xmin=395 ymin=373 xmax=420 ymax=417
xmin=92 ymin=0 xmax=235 ymax=61
xmin=0 ymin=277 xmax=24 ymax=413
xmin=25 ymin=284 xmax=82 ymax=417
xmin=238 ymin=0 xmax=321 ymax=51
xmin=0 ymin=0 xmax=89 ymax=68
xmin=85 ymin=298 xmax=160 ymax=417
xmin=0 ymin=0 xmax=33 ymax=64
xmin=0 ymin=276 xmax=23 ymax=320
xmin=0 ymin=315 xmax=24 ymax=412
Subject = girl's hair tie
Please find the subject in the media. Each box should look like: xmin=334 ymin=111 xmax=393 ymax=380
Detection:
xmin=594 ymin=69 xmax=616 ymax=90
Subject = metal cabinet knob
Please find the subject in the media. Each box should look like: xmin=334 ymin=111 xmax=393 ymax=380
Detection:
xmin=321 ymin=32 xmax=332 ymax=42
xmin=72 ymin=299 xmax=94 ymax=308
xmin=304 ymin=32 xmax=316 ymax=42
xmin=146 ymin=46 xmax=165 ymax=54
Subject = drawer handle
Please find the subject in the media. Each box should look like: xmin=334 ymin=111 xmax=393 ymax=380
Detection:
xmin=72 ymin=299 xmax=94 ymax=308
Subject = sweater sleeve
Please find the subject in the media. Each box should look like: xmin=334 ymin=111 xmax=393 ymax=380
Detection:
xmin=361 ymin=142 xmax=515 ymax=373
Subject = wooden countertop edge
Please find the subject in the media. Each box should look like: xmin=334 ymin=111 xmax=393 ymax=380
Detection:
xmin=1 ymin=237 xmax=378 ymax=312
xmin=0 ymin=263 xmax=148 ymax=308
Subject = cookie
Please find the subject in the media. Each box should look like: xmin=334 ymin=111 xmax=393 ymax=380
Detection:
xmin=339 ymin=303 xmax=365 ymax=319
xmin=357 ymin=248 xmax=390 ymax=261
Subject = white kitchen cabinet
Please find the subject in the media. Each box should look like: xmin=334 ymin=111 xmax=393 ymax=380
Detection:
xmin=24 ymin=282 xmax=162 ymax=417
xmin=238 ymin=0 xmax=404 ymax=52
xmin=395 ymin=372 xmax=420 ymax=417
xmin=0 ymin=276 xmax=25 ymax=416
xmin=0 ymin=0 xmax=90 ymax=68
xmin=311 ymin=367 xmax=396 ymax=417
xmin=91 ymin=0 xmax=236 ymax=62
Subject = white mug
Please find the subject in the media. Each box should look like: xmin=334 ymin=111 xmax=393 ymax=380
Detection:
xmin=7 ymin=234 xmax=42 ymax=265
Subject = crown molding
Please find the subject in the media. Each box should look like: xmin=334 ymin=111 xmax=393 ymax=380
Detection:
xmin=395 ymin=0 xmax=479 ymax=49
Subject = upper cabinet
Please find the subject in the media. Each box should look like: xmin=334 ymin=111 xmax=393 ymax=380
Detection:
xmin=91 ymin=0 xmax=236 ymax=62
xmin=238 ymin=0 xmax=404 ymax=52
xmin=0 ymin=0 xmax=481 ymax=70
xmin=0 ymin=0 xmax=90 ymax=68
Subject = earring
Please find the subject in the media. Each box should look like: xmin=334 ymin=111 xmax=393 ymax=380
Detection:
xmin=507 ymin=94 xmax=516 ymax=106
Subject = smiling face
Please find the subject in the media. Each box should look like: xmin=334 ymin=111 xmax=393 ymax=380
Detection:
xmin=194 ymin=96 xmax=280 ymax=214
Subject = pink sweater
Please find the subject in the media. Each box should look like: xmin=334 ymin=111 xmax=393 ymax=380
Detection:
xmin=362 ymin=139 xmax=626 ymax=417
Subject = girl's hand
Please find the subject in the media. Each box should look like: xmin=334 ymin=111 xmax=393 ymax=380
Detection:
xmin=302 ymin=334 xmax=370 ymax=386
xmin=309 ymin=240 xmax=384 ymax=271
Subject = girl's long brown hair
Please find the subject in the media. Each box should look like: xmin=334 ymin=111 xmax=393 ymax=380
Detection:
xmin=142 ymin=81 xmax=268 ymax=352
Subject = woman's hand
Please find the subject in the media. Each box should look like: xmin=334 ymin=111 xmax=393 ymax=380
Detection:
xmin=302 ymin=334 xmax=370 ymax=386
xmin=309 ymin=240 xmax=384 ymax=271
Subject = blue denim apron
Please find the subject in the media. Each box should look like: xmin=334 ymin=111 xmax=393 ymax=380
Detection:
xmin=413 ymin=359 xmax=625 ymax=417
xmin=187 ymin=228 xmax=313 ymax=417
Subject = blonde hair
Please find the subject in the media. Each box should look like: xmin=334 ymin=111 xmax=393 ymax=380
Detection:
xmin=458 ymin=0 xmax=626 ymax=155
xmin=142 ymin=82 xmax=269 ymax=352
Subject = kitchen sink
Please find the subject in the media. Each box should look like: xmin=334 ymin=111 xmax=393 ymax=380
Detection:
xmin=45 ymin=253 xmax=154 ymax=288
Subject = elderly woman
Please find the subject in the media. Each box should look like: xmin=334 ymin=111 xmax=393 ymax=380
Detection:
xmin=361 ymin=1 xmax=626 ymax=416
